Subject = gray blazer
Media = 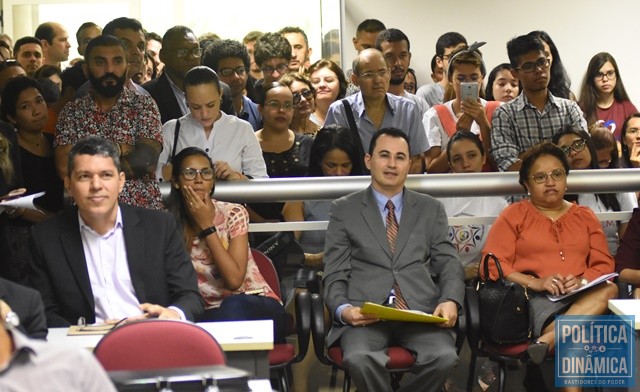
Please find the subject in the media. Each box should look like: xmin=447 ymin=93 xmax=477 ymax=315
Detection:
xmin=323 ymin=186 xmax=464 ymax=346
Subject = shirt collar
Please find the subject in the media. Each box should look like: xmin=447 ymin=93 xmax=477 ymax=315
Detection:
xmin=516 ymin=90 xmax=559 ymax=111
xmin=372 ymin=187 xmax=404 ymax=214
xmin=78 ymin=206 xmax=123 ymax=238
xmin=353 ymin=92 xmax=394 ymax=117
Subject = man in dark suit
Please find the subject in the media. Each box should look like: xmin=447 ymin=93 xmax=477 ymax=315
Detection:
xmin=323 ymin=128 xmax=464 ymax=392
xmin=30 ymin=137 xmax=203 ymax=327
xmin=0 ymin=277 xmax=47 ymax=339
xmin=142 ymin=25 xmax=233 ymax=124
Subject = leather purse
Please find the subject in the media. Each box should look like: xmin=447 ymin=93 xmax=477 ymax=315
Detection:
xmin=476 ymin=253 xmax=531 ymax=345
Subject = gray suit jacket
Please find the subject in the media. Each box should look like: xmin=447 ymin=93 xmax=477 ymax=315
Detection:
xmin=323 ymin=186 xmax=464 ymax=346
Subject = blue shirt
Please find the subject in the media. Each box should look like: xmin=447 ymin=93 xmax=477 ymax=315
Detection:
xmin=325 ymin=92 xmax=429 ymax=156
xmin=238 ymin=95 xmax=262 ymax=131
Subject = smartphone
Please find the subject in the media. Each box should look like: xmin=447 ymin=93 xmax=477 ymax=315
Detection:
xmin=460 ymin=82 xmax=479 ymax=102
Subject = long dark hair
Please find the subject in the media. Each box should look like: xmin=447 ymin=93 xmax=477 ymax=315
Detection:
xmin=167 ymin=147 xmax=215 ymax=246
xmin=307 ymin=125 xmax=364 ymax=176
xmin=620 ymin=113 xmax=640 ymax=168
xmin=579 ymin=52 xmax=631 ymax=125
xmin=551 ymin=126 xmax=620 ymax=212
xmin=528 ymin=31 xmax=572 ymax=99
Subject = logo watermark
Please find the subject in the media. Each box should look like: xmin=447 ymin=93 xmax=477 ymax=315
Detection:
xmin=555 ymin=315 xmax=635 ymax=388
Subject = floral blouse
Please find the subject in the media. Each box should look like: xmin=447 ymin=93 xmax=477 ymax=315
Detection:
xmin=191 ymin=199 xmax=281 ymax=308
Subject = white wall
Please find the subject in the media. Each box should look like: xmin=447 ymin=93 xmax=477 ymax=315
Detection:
xmin=343 ymin=0 xmax=640 ymax=104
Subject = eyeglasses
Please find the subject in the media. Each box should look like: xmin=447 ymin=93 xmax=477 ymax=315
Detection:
xmin=292 ymin=89 xmax=314 ymax=104
xmin=529 ymin=168 xmax=566 ymax=184
xmin=595 ymin=70 xmax=616 ymax=81
xmin=560 ymin=139 xmax=587 ymax=156
xmin=261 ymin=64 xmax=289 ymax=74
xmin=265 ymin=100 xmax=294 ymax=111
xmin=219 ymin=66 xmax=246 ymax=77
xmin=358 ymin=69 xmax=390 ymax=80
xmin=176 ymin=47 xmax=203 ymax=59
xmin=516 ymin=58 xmax=550 ymax=73
xmin=180 ymin=167 xmax=214 ymax=180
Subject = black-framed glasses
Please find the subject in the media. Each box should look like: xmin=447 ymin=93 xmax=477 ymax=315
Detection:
xmin=265 ymin=100 xmax=294 ymax=111
xmin=261 ymin=64 xmax=289 ymax=74
xmin=595 ymin=70 xmax=616 ymax=81
xmin=180 ymin=167 xmax=214 ymax=180
xmin=358 ymin=69 xmax=390 ymax=80
xmin=516 ymin=58 xmax=550 ymax=73
xmin=292 ymin=89 xmax=314 ymax=104
xmin=560 ymin=139 xmax=587 ymax=156
xmin=219 ymin=66 xmax=246 ymax=77
xmin=176 ymin=47 xmax=202 ymax=59
xmin=530 ymin=169 xmax=566 ymax=184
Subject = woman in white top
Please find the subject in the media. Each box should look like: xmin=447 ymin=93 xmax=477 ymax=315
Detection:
xmin=553 ymin=125 xmax=637 ymax=255
xmin=423 ymin=44 xmax=500 ymax=173
xmin=156 ymin=66 xmax=267 ymax=181
xmin=440 ymin=131 xmax=508 ymax=281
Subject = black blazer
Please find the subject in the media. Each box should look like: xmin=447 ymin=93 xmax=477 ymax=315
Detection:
xmin=0 ymin=277 xmax=47 ymax=339
xmin=143 ymin=73 xmax=234 ymax=125
xmin=29 ymin=204 xmax=203 ymax=327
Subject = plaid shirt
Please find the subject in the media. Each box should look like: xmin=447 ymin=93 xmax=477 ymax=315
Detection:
xmin=490 ymin=92 xmax=587 ymax=171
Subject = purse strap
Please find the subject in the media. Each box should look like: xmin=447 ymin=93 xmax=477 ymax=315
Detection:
xmin=481 ymin=253 xmax=506 ymax=281
xmin=341 ymin=99 xmax=368 ymax=174
xmin=170 ymin=119 xmax=181 ymax=163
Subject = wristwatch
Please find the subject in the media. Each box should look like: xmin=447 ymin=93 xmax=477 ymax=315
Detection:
xmin=4 ymin=311 xmax=19 ymax=329
xmin=580 ymin=278 xmax=589 ymax=287
xmin=198 ymin=226 xmax=217 ymax=239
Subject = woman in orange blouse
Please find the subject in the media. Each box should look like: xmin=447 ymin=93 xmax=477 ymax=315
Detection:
xmin=167 ymin=147 xmax=287 ymax=343
xmin=482 ymin=143 xmax=617 ymax=369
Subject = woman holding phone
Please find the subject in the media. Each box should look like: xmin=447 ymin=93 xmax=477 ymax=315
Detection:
xmin=423 ymin=44 xmax=500 ymax=173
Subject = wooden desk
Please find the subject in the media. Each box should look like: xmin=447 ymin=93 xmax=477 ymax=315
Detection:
xmin=47 ymin=320 xmax=273 ymax=379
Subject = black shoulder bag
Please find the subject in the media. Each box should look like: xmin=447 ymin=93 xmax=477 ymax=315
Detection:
xmin=476 ymin=253 xmax=531 ymax=345
xmin=341 ymin=99 xmax=369 ymax=174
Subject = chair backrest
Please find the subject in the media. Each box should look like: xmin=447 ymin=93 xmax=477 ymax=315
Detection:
xmin=251 ymin=248 xmax=282 ymax=298
xmin=94 ymin=319 xmax=226 ymax=371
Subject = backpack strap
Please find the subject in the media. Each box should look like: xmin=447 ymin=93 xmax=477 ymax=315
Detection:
xmin=433 ymin=104 xmax=458 ymax=138
xmin=170 ymin=119 xmax=181 ymax=163
xmin=342 ymin=99 xmax=368 ymax=174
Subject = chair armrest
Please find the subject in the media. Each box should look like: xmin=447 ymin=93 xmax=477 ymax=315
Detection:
xmin=464 ymin=285 xmax=481 ymax=354
xmin=309 ymin=293 xmax=333 ymax=366
xmin=292 ymin=291 xmax=311 ymax=364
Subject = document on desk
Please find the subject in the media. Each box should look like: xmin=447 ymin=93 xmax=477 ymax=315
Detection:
xmin=360 ymin=302 xmax=448 ymax=323
xmin=67 ymin=324 xmax=117 ymax=336
xmin=546 ymin=272 xmax=618 ymax=302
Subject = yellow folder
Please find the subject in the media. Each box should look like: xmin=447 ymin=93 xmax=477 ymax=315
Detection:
xmin=360 ymin=302 xmax=448 ymax=323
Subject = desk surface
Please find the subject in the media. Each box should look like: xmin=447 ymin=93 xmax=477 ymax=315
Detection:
xmin=608 ymin=299 xmax=640 ymax=330
xmin=47 ymin=320 xmax=274 ymax=351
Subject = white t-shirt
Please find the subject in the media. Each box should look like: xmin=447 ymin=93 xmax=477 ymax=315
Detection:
xmin=439 ymin=196 xmax=508 ymax=267
xmin=156 ymin=112 xmax=268 ymax=181
xmin=423 ymin=98 xmax=489 ymax=149
xmin=577 ymin=192 xmax=638 ymax=255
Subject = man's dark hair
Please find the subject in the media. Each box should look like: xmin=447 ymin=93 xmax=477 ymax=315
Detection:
xmin=34 ymin=23 xmax=56 ymax=44
xmin=183 ymin=66 xmax=221 ymax=93
xmin=506 ymin=34 xmax=545 ymax=68
xmin=145 ymin=31 xmax=162 ymax=43
xmin=1 ymin=75 xmax=42 ymax=122
xmin=68 ymin=136 xmax=122 ymax=175
xmin=13 ymin=36 xmax=41 ymax=56
xmin=374 ymin=28 xmax=410 ymax=52
xmin=368 ymin=127 xmax=410 ymax=155
xmin=435 ymin=32 xmax=467 ymax=57
xmin=202 ymin=39 xmax=250 ymax=71
xmin=161 ymin=26 xmax=195 ymax=46
xmin=84 ymin=34 xmax=125 ymax=60
xmin=76 ymin=22 xmax=100 ymax=42
xmin=356 ymin=19 xmax=386 ymax=34
xmin=103 ymin=17 xmax=143 ymax=36
xmin=430 ymin=54 xmax=438 ymax=72
xmin=278 ymin=26 xmax=308 ymax=46
xmin=253 ymin=32 xmax=291 ymax=68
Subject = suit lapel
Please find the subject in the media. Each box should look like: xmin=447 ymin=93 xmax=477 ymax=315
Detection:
xmin=393 ymin=190 xmax=420 ymax=261
xmin=361 ymin=187 xmax=393 ymax=259
xmin=121 ymin=206 xmax=147 ymax=302
xmin=59 ymin=210 xmax=94 ymax=309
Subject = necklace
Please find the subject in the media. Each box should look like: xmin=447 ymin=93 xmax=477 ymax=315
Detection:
xmin=18 ymin=132 xmax=44 ymax=147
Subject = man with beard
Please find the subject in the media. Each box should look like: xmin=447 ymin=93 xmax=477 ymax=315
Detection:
xmin=143 ymin=26 xmax=234 ymax=124
xmin=202 ymin=39 xmax=261 ymax=130
xmin=375 ymin=28 xmax=428 ymax=117
xmin=490 ymin=34 xmax=587 ymax=171
xmin=324 ymin=49 xmax=428 ymax=174
xmin=54 ymin=35 xmax=164 ymax=210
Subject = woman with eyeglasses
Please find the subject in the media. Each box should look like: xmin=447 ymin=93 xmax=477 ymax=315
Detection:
xmin=553 ymin=126 xmax=636 ymax=255
xmin=482 ymin=142 xmax=617 ymax=366
xmin=167 ymin=147 xmax=287 ymax=343
xmin=279 ymin=73 xmax=319 ymax=138
xmin=423 ymin=44 xmax=500 ymax=173
xmin=578 ymin=52 xmax=637 ymax=140
xmin=156 ymin=66 xmax=267 ymax=182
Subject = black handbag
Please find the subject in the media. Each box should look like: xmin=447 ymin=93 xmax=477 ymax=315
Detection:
xmin=476 ymin=253 xmax=531 ymax=345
